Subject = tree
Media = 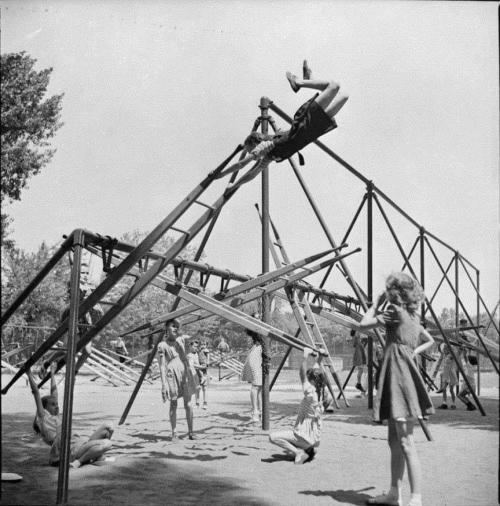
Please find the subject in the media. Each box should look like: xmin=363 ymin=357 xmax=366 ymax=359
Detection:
xmin=1 ymin=51 xmax=63 ymax=246
xmin=1 ymin=242 xmax=69 ymax=331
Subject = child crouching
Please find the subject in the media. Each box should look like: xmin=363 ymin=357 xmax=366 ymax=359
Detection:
xmin=269 ymin=348 xmax=325 ymax=464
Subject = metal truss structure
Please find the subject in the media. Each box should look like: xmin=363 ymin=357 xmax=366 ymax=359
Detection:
xmin=1 ymin=98 xmax=498 ymax=505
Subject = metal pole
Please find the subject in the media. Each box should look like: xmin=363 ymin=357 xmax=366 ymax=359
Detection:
xmin=476 ymin=270 xmax=481 ymax=395
xmin=454 ymin=251 xmax=460 ymax=397
xmin=270 ymin=346 xmax=292 ymax=391
xmin=56 ymin=229 xmax=84 ymax=505
xmin=457 ymin=256 xmax=500 ymax=335
xmin=420 ymin=228 xmax=427 ymax=378
xmin=260 ymin=96 xmax=271 ymax=431
xmin=366 ymin=182 xmax=374 ymax=408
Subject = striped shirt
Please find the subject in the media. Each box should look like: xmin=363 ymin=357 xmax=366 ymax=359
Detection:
xmin=250 ymin=140 xmax=275 ymax=159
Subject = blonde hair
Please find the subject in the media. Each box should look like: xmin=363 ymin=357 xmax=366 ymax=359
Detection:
xmin=385 ymin=272 xmax=424 ymax=315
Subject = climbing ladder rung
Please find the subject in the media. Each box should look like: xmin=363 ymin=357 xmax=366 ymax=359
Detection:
xmin=170 ymin=226 xmax=190 ymax=235
xmin=194 ymin=200 xmax=214 ymax=210
xmin=101 ymin=300 xmax=118 ymax=306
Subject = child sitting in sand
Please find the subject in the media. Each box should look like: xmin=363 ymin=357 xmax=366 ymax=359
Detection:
xmin=27 ymin=363 xmax=113 ymax=468
xmin=269 ymin=347 xmax=325 ymax=465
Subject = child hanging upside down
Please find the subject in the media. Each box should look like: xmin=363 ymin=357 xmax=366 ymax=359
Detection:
xmin=27 ymin=363 xmax=113 ymax=468
xmin=269 ymin=348 xmax=325 ymax=465
xmin=218 ymin=60 xmax=349 ymax=186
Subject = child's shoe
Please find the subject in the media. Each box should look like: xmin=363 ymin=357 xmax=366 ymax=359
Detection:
xmin=203 ymin=402 xmax=208 ymax=410
xmin=170 ymin=432 xmax=178 ymax=442
xmin=355 ymin=383 xmax=366 ymax=393
xmin=294 ymin=450 xmax=309 ymax=465
xmin=438 ymin=403 xmax=448 ymax=409
xmin=406 ymin=493 xmax=422 ymax=506
xmin=304 ymin=446 xmax=317 ymax=463
xmin=450 ymin=404 xmax=456 ymax=410
xmin=466 ymin=402 xmax=477 ymax=411
xmin=188 ymin=433 xmax=197 ymax=440
xmin=286 ymin=72 xmax=299 ymax=93
xmin=367 ymin=491 xmax=401 ymax=505
xmin=302 ymin=60 xmax=312 ymax=80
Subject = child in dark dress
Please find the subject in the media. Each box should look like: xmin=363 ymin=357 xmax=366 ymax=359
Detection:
xmin=217 ymin=60 xmax=349 ymax=186
xmin=360 ymin=272 xmax=435 ymax=506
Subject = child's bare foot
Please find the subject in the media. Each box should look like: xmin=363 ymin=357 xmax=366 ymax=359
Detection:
xmin=303 ymin=60 xmax=312 ymax=80
xmin=286 ymin=72 xmax=299 ymax=93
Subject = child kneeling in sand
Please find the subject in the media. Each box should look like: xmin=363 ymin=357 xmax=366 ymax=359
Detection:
xmin=269 ymin=348 xmax=325 ymax=464
xmin=27 ymin=363 xmax=113 ymax=468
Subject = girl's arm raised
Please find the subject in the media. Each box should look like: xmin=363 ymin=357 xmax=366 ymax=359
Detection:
xmin=299 ymin=348 xmax=314 ymax=385
xmin=49 ymin=362 xmax=58 ymax=400
xmin=26 ymin=370 xmax=45 ymax=420
xmin=359 ymin=292 xmax=385 ymax=330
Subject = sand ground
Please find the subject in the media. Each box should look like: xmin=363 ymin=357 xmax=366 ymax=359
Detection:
xmin=1 ymin=369 xmax=498 ymax=506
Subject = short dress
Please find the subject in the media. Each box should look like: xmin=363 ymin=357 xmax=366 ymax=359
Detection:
xmin=241 ymin=344 xmax=262 ymax=386
xmin=197 ymin=348 xmax=209 ymax=386
xmin=441 ymin=345 xmax=459 ymax=386
xmin=158 ymin=336 xmax=198 ymax=400
xmin=352 ymin=334 xmax=367 ymax=367
xmin=374 ymin=304 xmax=434 ymax=422
xmin=293 ymin=383 xmax=323 ymax=448
xmin=270 ymin=94 xmax=337 ymax=162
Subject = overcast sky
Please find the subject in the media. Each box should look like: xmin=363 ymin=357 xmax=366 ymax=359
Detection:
xmin=2 ymin=1 xmax=498 ymax=314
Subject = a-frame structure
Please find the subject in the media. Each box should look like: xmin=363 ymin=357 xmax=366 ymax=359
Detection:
xmin=2 ymin=97 xmax=498 ymax=505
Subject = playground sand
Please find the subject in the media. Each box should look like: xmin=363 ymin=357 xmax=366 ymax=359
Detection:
xmin=1 ymin=369 xmax=498 ymax=506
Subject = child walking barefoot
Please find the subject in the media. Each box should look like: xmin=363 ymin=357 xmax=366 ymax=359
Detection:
xmin=158 ymin=319 xmax=199 ymax=440
xmin=241 ymin=330 xmax=264 ymax=424
xmin=436 ymin=343 xmax=458 ymax=409
xmin=269 ymin=348 xmax=325 ymax=465
xmin=218 ymin=60 xmax=349 ymax=186
xmin=27 ymin=364 xmax=113 ymax=468
xmin=360 ymin=272 xmax=435 ymax=506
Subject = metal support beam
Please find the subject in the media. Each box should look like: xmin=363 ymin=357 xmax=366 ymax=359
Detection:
xmin=260 ymin=96 xmax=271 ymax=431
xmin=56 ymin=229 xmax=84 ymax=505
xmin=366 ymin=182 xmax=374 ymax=409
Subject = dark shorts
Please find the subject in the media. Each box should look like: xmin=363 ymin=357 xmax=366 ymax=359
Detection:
xmin=271 ymin=94 xmax=337 ymax=162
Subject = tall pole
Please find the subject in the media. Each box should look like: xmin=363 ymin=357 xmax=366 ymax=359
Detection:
xmin=476 ymin=269 xmax=481 ymax=395
xmin=260 ymin=97 xmax=271 ymax=431
xmin=57 ymin=229 xmax=84 ymax=505
xmin=420 ymin=227 xmax=427 ymax=378
xmin=366 ymin=182 xmax=374 ymax=409
xmin=455 ymin=251 xmax=460 ymax=396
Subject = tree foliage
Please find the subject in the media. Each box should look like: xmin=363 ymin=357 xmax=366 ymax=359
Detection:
xmin=1 ymin=242 xmax=69 ymax=329
xmin=1 ymin=51 xmax=63 ymax=245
